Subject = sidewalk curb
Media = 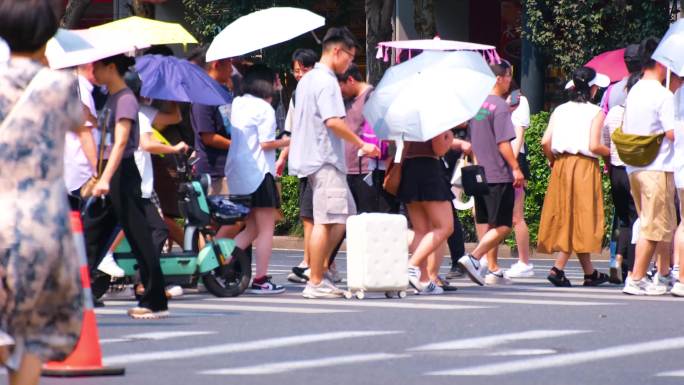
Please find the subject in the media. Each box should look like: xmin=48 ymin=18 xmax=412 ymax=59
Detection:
xmin=272 ymin=236 xmax=611 ymax=261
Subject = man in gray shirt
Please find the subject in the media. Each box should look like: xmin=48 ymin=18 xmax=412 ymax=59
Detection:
xmin=289 ymin=27 xmax=379 ymax=298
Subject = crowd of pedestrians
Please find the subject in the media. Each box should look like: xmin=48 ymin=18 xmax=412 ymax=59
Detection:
xmin=4 ymin=0 xmax=684 ymax=382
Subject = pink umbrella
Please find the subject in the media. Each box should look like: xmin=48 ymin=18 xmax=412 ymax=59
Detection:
xmin=585 ymin=48 xmax=628 ymax=83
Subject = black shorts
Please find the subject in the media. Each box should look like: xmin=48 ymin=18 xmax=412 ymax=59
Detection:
xmin=396 ymin=157 xmax=454 ymax=203
xmin=298 ymin=177 xmax=314 ymax=219
xmin=474 ymin=183 xmax=514 ymax=227
xmin=250 ymin=173 xmax=281 ymax=208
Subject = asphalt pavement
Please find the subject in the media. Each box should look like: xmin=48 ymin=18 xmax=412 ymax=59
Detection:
xmin=7 ymin=249 xmax=684 ymax=385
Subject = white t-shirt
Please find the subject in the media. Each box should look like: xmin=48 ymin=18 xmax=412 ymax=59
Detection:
xmin=549 ymin=101 xmax=602 ymax=158
xmin=673 ymin=88 xmax=684 ymax=188
xmin=623 ymin=79 xmax=675 ymax=174
xmin=511 ymin=95 xmax=530 ymax=154
xmin=134 ymin=105 xmax=157 ymax=199
xmin=225 ymin=94 xmax=277 ymax=195
xmin=602 ymin=105 xmax=625 ymax=167
xmin=64 ymin=75 xmax=98 ymax=192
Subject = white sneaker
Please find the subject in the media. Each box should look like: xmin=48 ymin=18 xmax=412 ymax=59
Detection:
xmin=302 ymin=279 xmax=346 ymax=299
xmin=653 ymin=273 xmax=672 ymax=292
xmin=408 ymin=265 xmax=422 ymax=290
xmin=505 ymin=261 xmax=535 ymax=278
xmin=457 ymin=254 xmax=485 ymax=286
xmin=623 ymin=276 xmax=667 ymax=296
xmin=417 ymin=281 xmax=444 ymax=295
xmin=97 ymin=252 xmax=125 ymax=278
xmin=671 ymin=281 xmax=684 ymax=297
xmin=479 ymin=257 xmax=489 ymax=277
xmin=287 ymin=263 xmax=310 ymax=283
xmin=485 ymin=270 xmax=513 ymax=285
xmin=165 ymin=285 xmax=184 ymax=298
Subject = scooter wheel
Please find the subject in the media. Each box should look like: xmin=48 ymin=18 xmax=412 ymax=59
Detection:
xmin=203 ymin=246 xmax=252 ymax=297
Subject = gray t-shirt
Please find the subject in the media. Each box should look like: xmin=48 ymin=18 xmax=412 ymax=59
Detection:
xmin=104 ymin=88 xmax=139 ymax=159
xmin=607 ymin=77 xmax=629 ymax=111
xmin=288 ymin=63 xmax=347 ymax=177
xmin=468 ymin=95 xmax=516 ymax=183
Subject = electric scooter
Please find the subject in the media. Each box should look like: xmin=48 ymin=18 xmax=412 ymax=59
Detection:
xmin=90 ymin=154 xmax=252 ymax=299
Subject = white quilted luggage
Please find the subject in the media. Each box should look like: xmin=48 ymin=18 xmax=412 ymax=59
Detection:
xmin=345 ymin=213 xmax=409 ymax=299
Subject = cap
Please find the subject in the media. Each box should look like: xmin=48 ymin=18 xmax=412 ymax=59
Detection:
xmin=564 ymin=72 xmax=610 ymax=89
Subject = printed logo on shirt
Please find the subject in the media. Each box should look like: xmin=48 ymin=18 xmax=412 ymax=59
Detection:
xmin=473 ymin=102 xmax=497 ymax=121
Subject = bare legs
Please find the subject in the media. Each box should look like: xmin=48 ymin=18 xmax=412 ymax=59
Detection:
xmin=9 ymin=353 xmax=41 ymax=385
xmin=513 ymin=188 xmax=530 ymax=264
xmin=235 ymin=208 xmax=277 ymax=278
xmin=407 ymin=201 xmax=454 ymax=284
xmin=308 ymin=223 xmax=345 ymax=285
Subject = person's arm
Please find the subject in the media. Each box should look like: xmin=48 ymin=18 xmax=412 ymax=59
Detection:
xmin=589 ymin=111 xmax=610 ymax=157
xmin=140 ymin=132 xmax=189 ymax=155
xmin=325 ymin=117 xmax=379 ymax=157
xmin=261 ymin=137 xmax=290 ymax=151
xmin=75 ymin=125 xmax=98 ymax=172
xmin=511 ymin=125 xmax=525 ymax=158
xmin=152 ymin=102 xmax=182 ymax=130
xmin=192 ymin=104 xmax=231 ymax=149
xmin=93 ymin=119 xmax=131 ymax=196
xmin=498 ymin=141 xmax=523 ymax=188
xmin=431 ymin=130 xmax=454 ymax=157
xmin=200 ymin=132 xmax=231 ymax=149
xmin=541 ymin=124 xmax=554 ymax=165
xmin=661 ymin=94 xmax=676 ymax=141
xmin=450 ymin=138 xmax=472 ymax=154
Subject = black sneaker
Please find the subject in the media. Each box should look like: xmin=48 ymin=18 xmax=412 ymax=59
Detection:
xmin=292 ymin=266 xmax=310 ymax=281
xmin=583 ymin=270 xmax=609 ymax=287
xmin=436 ymin=275 xmax=458 ymax=292
xmin=547 ymin=267 xmax=571 ymax=287
xmin=248 ymin=276 xmax=286 ymax=294
xmin=445 ymin=264 xmax=465 ymax=279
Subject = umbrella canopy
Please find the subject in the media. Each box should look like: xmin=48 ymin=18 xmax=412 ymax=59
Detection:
xmin=45 ymin=28 xmax=144 ymax=70
xmin=364 ymin=50 xmax=496 ymax=142
xmin=206 ymin=7 xmax=324 ymax=62
xmin=90 ymin=16 xmax=198 ymax=47
xmin=653 ymin=19 xmax=684 ymax=75
xmin=135 ymin=54 xmax=233 ymax=105
xmin=585 ymin=48 xmax=628 ymax=83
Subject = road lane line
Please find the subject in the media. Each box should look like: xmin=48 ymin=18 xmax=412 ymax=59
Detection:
xmin=657 ymin=370 xmax=684 ymax=377
xmin=170 ymin=303 xmax=355 ymax=314
xmin=409 ymin=295 xmax=618 ymax=306
xmin=494 ymin=290 xmax=683 ymax=302
xmin=428 ymin=336 xmax=684 ymax=376
xmin=103 ymin=330 xmax=401 ymax=366
xmin=410 ymin=330 xmax=589 ymax=351
xmin=201 ymin=353 xmax=410 ymax=375
xmin=205 ymin=297 xmax=489 ymax=310
xmin=123 ymin=331 xmax=216 ymax=340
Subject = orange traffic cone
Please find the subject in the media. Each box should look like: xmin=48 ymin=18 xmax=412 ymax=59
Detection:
xmin=41 ymin=211 xmax=125 ymax=377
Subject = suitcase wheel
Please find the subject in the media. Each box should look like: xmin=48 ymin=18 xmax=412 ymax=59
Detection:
xmin=355 ymin=290 xmax=365 ymax=300
xmin=398 ymin=291 xmax=407 ymax=299
xmin=384 ymin=291 xmax=394 ymax=299
xmin=343 ymin=291 xmax=353 ymax=300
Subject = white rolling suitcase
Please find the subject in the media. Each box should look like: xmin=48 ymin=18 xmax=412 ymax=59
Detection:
xmin=345 ymin=213 xmax=409 ymax=299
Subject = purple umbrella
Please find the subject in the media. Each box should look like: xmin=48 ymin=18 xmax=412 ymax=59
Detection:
xmin=135 ymin=54 xmax=233 ymax=105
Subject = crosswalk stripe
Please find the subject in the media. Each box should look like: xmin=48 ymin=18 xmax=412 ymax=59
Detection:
xmin=407 ymin=295 xmax=618 ymax=306
xmin=410 ymin=330 xmax=588 ymax=351
xmin=205 ymin=296 xmax=489 ymax=311
xmin=103 ymin=330 xmax=401 ymax=366
xmin=494 ymin=290 xmax=683 ymax=302
xmin=201 ymin=353 xmax=409 ymax=375
xmin=657 ymin=369 xmax=684 ymax=377
xmin=96 ymin=303 xmax=354 ymax=315
xmin=427 ymin=336 xmax=684 ymax=376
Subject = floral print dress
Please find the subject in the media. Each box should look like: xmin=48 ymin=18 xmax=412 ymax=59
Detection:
xmin=0 ymin=58 xmax=83 ymax=365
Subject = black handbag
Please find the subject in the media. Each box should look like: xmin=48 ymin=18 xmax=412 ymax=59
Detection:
xmin=461 ymin=161 xmax=489 ymax=197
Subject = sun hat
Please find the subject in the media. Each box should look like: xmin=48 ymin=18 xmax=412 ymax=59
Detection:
xmin=564 ymin=71 xmax=610 ymax=90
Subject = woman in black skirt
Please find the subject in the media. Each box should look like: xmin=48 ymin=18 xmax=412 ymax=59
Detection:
xmin=398 ymin=129 xmax=457 ymax=294
xmin=224 ymin=64 xmax=290 ymax=294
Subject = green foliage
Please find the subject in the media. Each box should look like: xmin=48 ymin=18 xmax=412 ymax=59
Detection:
xmin=275 ymin=175 xmax=303 ymax=236
xmin=523 ymin=0 xmax=674 ymax=75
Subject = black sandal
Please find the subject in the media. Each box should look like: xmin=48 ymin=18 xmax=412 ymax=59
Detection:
xmin=547 ymin=267 xmax=572 ymax=287
xmin=583 ymin=270 xmax=609 ymax=287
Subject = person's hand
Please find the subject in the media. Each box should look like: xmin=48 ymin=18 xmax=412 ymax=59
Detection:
xmin=360 ymin=142 xmax=380 ymax=158
xmin=461 ymin=140 xmax=472 ymax=155
xmin=512 ymin=168 xmax=524 ymax=188
xmin=275 ymin=158 xmax=286 ymax=177
xmin=173 ymin=141 xmax=190 ymax=154
xmin=93 ymin=179 xmax=110 ymax=197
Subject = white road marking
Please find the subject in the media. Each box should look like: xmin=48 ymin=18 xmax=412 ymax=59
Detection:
xmin=495 ymin=290 xmax=683 ymax=302
xmin=123 ymin=331 xmax=216 ymax=340
xmin=428 ymin=336 xmax=684 ymax=376
xmin=411 ymin=295 xmax=617 ymax=306
xmin=100 ymin=338 xmax=130 ymax=344
xmin=170 ymin=302 xmax=355 ymax=314
xmin=410 ymin=330 xmax=588 ymax=351
xmin=205 ymin=297 xmax=488 ymax=311
xmin=657 ymin=369 xmax=684 ymax=377
xmin=201 ymin=353 xmax=409 ymax=375
xmin=103 ymin=330 xmax=400 ymax=366
xmin=486 ymin=349 xmax=557 ymax=356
